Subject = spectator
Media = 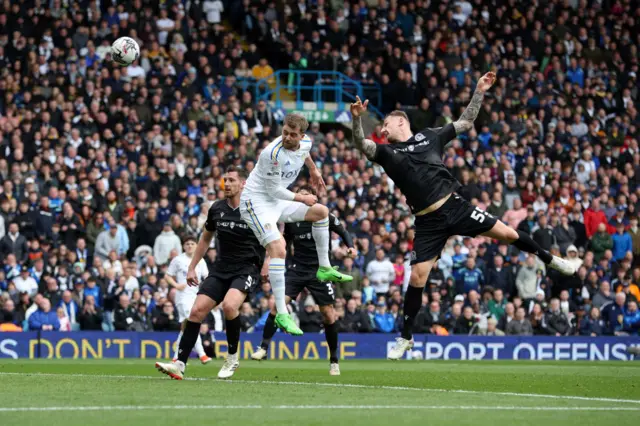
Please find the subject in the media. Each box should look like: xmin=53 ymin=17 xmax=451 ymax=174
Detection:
xmin=366 ymin=249 xmax=395 ymax=297
xmin=58 ymin=290 xmax=79 ymax=330
xmin=114 ymin=294 xmax=136 ymax=331
xmin=623 ymin=301 xmax=640 ymax=336
xmin=580 ymin=307 xmax=605 ymax=336
xmin=456 ymin=257 xmax=484 ymax=294
xmin=336 ymin=257 xmax=362 ymax=301
xmin=0 ymin=299 xmax=20 ymax=327
xmin=373 ymin=302 xmax=395 ymax=333
xmin=0 ymin=223 xmax=28 ymax=264
xmin=584 ymin=199 xmax=608 ymax=239
xmin=95 ymin=224 xmax=120 ymax=262
xmin=342 ymin=299 xmax=371 ymax=333
xmin=592 ymin=281 xmax=614 ymax=309
xmin=239 ymin=302 xmax=257 ymax=332
xmin=543 ymin=299 xmax=572 ymax=336
xmin=603 ymin=292 xmax=627 ymax=335
xmin=591 ymin=223 xmax=614 ymax=262
xmin=133 ymin=303 xmax=153 ymax=332
xmin=488 ymin=289 xmax=507 ymax=321
xmin=532 ymin=215 xmax=555 ymax=252
xmin=78 ymin=295 xmax=103 ymax=331
xmin=153 ymin=302 xmax=180 ymax=332
xmin=612 ymin=222 xmax=633 ymax=262
xmin=486 ymin=255 xmax=514 ymax=299
xmin=454 ymin=306 xmax=477 ymax=335
xmin=506 ymin=307 xmax=533 ymax=336
xmin=298 ymin=298 xmax=324 ymax=333
xmin=554 ymin=215 xmax=577 ymax=255
xmin=480 ymin=317 xmax=505 ymax=336
xmin=516 ymin=255 xmax=539 ymax=303
xmin=153 ymin=222 xmax=183 ymax=266
xmin=12 ymin=268 xmax=38 ymax=297
xmin=57 ymin=306 xmax=72 ymax=331
xmin=28 ymin=298 xmax=60 ymax=331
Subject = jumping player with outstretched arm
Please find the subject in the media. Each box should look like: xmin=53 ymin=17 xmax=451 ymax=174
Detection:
xmin=250 ymin=186 xmax=357 ymax=376
xmin=351 ymin=72 xmax=576 ymax=360
xmin=240 ymin=114 xmax=353 ymax=336
xmin=155 ymin=166 xmax=267 ymax=380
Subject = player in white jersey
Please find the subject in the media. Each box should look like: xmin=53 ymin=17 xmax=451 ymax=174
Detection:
xmin=240 ymin=113 xmax=353 ymax=335
xmin=166 ymin=235 xmax=212 ymax=364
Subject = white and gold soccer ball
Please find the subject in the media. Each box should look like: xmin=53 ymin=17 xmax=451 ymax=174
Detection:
xmin=111 ymin=37 xmax=140 ymax=66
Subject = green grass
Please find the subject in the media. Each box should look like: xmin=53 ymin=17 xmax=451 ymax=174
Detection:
xmin=1 ymin=359 xmax=639 ymax=426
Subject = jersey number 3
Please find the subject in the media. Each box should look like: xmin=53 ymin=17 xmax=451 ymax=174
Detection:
xmin=470 ymin=207 xmax=489 ymax=223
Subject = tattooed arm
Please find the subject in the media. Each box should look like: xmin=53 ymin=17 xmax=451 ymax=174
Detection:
xmin=453 ymin=72 xmax=496 ymax=135
xmin=350 ymin=96 xmax=377 ymax=160
xmin=352 ymin=115 xmax=377 ymax=160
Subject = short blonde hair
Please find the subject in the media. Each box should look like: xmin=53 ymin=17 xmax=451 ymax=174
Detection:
xmin=284 ymin=113 xmax=309 ymax=132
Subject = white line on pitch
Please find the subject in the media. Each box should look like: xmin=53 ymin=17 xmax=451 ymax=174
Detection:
xmin=0 ymin=405 xmax=639 ymax=413
xmin=1 ymin=371 xmax=638 ymax=405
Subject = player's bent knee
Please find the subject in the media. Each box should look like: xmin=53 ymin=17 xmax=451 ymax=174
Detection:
xmin=320 ymin=305 xmax=336 ymax=323
xmin=306 ymin=204 xmax=329 ymax=221
xmin=189 ymin=297 xmax=215 ymax=322
xmin=267 ymin=239 xmax=286 ymax=259
xmin=222 ymin=303 xmax=239 ymax=319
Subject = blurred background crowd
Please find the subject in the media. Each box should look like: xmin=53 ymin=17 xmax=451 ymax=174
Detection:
xmin=0 ymin=0 xmax=639 ymax=337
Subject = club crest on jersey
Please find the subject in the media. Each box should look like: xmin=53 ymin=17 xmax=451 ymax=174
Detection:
xmin=414 ymin=133 xmax=426 ymax=141
xmin=408 ymin=145 xmax=415 ymax=151
xmin=230 ymin=222 xmax=235 ymax=229
xmin=220 ymin=212 xmax=224 ymax=217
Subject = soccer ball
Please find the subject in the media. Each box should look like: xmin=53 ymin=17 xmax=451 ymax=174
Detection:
xmin=111 ymin=37 xmax=140 ymax=66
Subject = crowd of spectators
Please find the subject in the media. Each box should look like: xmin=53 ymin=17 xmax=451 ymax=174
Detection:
xmin=1 ymin=0 xmax=640 ymax=338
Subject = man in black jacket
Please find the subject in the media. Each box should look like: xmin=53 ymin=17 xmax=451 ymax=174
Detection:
xmin=533 ymin=214 xmax=556 ymax=252
xmin=113 ymin=294 xmax=137 ymax=331
xmin=414 ymin=300 xmax=446 ymax=334
xmin=485 ymin=254 xmax=514 ymax=299
xmin=78 ymin=295 xmax=104 ymax=330
xmin=543 ymin=298 xmax=572 ymax=336
xmin=0 ymin=223 xmax=28 ymax=264
xmin=342 ymin=299 xmax=372 ymax=332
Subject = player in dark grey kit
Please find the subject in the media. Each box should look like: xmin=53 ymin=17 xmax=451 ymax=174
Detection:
xmin=351 ymin=72 xmax=577 ymax=360
xmin=155 ymin=166 xmax=266 ymax=380
xmin=251 ymin=186 xmax=356 ymax=376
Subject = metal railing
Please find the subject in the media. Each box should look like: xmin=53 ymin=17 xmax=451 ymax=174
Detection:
xmin=234 ymin=70 xmax=384 ymax=119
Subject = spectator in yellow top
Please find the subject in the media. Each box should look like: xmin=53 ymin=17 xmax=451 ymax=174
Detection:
xmin=251 ymin=58 xmax=275 ymax=85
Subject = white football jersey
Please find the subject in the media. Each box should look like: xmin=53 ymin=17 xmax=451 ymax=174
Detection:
xmin=244 ymin=135 xmax=313 ymax=199
xmin=166 ymin=253 xmax=209 ymax=301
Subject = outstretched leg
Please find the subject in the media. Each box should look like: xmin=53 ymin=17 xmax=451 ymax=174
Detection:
xmin=481 ymin=221 xmax=576 ymax=275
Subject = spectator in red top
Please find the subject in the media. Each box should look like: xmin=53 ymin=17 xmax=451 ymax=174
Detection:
xmin=369 ymin=125 xmax=387 ymax=145
xmin=584 ymin=199 xmax=609 ymax=238
xmin=393 ymin=254 xmax=405 ymax=286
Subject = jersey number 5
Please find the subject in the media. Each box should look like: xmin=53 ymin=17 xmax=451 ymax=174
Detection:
xmin=470 ymin=207 xmax=488 ymax=223
xmin=245 ymin=275 xmax=253 ymax=290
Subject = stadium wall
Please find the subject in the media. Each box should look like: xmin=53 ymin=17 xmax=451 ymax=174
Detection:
xmin=1 ymin=333 xmax=639 ymax=361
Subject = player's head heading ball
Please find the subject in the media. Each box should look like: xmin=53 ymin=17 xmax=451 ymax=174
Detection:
xmin=223 ymin=166 xmax=247 ymax=198
xmin=382 ymin=110 xmax=411 ymax=143
xmin=282 ymin=113 xmax=309 ymax=149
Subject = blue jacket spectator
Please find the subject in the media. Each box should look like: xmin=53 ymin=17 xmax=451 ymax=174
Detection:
xmin=28 ymin=299 xmax=60 ymax=331
xmin=623 ymin=302 xmax=640 ymax=335
xmin=374 ymin=304 xmax=395 ymax=333
xmin=456 ymin=258 xmax=484 ymax=294
xmin=612 ymin=224 xmax=632 ymax=261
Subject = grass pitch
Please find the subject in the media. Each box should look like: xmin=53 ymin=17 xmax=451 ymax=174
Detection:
xmin=1 ymin=359 xmax=639 ymax=426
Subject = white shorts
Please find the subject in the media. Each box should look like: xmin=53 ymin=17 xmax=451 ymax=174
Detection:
xmin=176 ymin=295 xmax=197 ymax=322
xmin=240 ymin=194 xmax=309 ymax=246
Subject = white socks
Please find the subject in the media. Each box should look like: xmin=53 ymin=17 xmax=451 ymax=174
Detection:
xmin=174 ymin=332 xmax=206 ymax=359
xmin=269 ymin=258 xmax=288 ymax=314
xmin=312 ymin=217 xmax=331 ymax=268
